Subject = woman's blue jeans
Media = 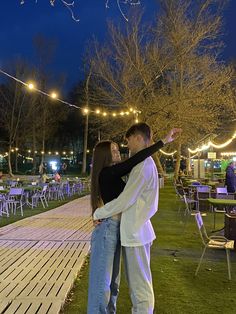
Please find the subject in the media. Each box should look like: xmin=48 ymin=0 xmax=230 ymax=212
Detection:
xmin=87 ymin=218 xmax=121 ymax=314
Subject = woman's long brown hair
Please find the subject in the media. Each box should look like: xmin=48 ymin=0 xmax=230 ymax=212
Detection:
xmin=90 ymin=140 xmax=113 ymax=214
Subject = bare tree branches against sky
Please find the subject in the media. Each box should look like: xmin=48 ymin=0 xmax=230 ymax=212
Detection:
xmin=0 ymin=0 xmax=236 ymax=91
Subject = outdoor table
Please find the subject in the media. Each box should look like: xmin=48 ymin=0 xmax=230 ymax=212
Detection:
xmin=0 ymin=189 xmax=9 ymax=194
xmin=208 ymin=198 xmax=236 ymax=232
xmin=208 ymin=198 xmax=236 ymax=213
xmin=23 ymin=186 xmax=42 ymax=207
xmin=188 ymin=184 xmax=206 ymax=188
xmin=23 ymin=186 xmax=42 ymax=191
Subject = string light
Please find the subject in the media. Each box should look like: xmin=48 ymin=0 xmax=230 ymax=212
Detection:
xmin=50 ymin=92 xmax=58 ymax=99
xmin=209 ymin=139 xmax=233 ymax=149
xmin=221 ymin=152 xmax=236 ymax=156
xmin=188 ymin=135 xmax=235 ymax=154
xmin=160 ymin=149 xmax=177 ymax=156
xmin=1 ymin=149 xmax=78 ymax=159
xmin=28 ymin=82 xmax=35 ymax=90
xmin=0 ymin=68 xmax=141 ymax=120
xmin=83 ymin=108 xmax=89 ymax=114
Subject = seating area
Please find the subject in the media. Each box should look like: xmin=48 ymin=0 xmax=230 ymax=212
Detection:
xmin=173 ymin=177 xmax=236 ymax=281
xmin=0 ymin=177 xmax=90 ymax=217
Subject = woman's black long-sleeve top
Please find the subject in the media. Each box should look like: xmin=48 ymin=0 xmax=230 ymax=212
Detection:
xmin=99 ymin=140 xmax=164 ymax=205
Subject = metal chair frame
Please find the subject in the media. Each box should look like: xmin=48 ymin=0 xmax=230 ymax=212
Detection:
xmin=194 ymin=212 xmax=234 ymax=280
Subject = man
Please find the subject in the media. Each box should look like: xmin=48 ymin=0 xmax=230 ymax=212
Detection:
xmin=93 ymin=123 xmax=180 ymax=313
xmin=225 ymin=161 xmax=236 ymax=193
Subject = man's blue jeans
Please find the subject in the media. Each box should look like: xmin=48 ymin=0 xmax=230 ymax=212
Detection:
xmin=87 ymin=218 xmax=121 ymax=314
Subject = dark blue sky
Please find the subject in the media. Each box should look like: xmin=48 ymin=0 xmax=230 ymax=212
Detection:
xmin=0 ymin=0 xmax=235 ymax=93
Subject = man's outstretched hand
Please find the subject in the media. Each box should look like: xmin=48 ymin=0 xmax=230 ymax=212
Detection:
xmin=162 ymin=128 xmax=182 ymax=144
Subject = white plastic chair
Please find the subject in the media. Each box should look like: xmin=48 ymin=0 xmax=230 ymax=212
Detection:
xmin=5 ymin=188 xmax=24 ymax=216
xmin=0 ymin=194 xmax=9 ymax=217
xmin=32 ymin=185 xmax=49 ymax=208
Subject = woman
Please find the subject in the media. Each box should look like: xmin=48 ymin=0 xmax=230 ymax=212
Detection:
xmin=87 ymin=128 xmax=180 ymax=314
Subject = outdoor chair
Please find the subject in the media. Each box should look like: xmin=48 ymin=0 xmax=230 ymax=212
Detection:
xmin=57 ymin=183 xmax=65 ymax=200
xmin=194 ymin=212 xmax=234 ymax=280
xmin=174 ymin=183 xmax=185 ymax=212
xmin=63 ymin=182 xmax=71 ymax=197
xmin=174 ymin=183 xmax=197 ymax=215
xmin=31 ymin=185 xmax=49 ymax=208
xmin=216 ymin=187 xmax=228 ymax=195
xmin=196 ymin=186 xmax=211 ymax=211
xmin=0 ymin=194 xmax=9 ymax=217
xmin=5 ymin=187 xmax=24 ymax=216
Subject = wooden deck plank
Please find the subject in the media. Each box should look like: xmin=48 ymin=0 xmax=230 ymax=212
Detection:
xmin=0 ymin=300 xmax=11 ymax=313
xmin=0 ymin=195 xmax=93 ymax=313
xmin=3 ymin=300 xmax=21 ymax=314
xmin=40 ymin=301 xmax=62 ymax=314
xmin=24 ymin=301 xmax=42 ymax=314
xmin=0 ymin=242 xmax=56 ymax=280
xmin=10 ymin=301 xmax=32 ymax=313
xmin=0 ymin=218 xmax=92 ymax=242
xmin=36 ymin=302 xmax=52 ymax=314
xmin=0 ymin=241 xmax=36 ymax=264
xmin=0 ymin=282 xmax=19 ymax=299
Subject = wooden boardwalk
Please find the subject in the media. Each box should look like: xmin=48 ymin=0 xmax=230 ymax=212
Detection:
xmin=0 ymin=195 xmax=93 ymax=314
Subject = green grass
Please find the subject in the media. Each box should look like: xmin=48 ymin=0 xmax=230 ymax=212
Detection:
xmin=0 ymin=193 xmax=88 ymax=228
xmin=62 ymin=181 xmax=236 ymax=314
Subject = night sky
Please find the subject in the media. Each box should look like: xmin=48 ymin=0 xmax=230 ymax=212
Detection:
xmin=0 ymin=0 xmax=236 ymax=94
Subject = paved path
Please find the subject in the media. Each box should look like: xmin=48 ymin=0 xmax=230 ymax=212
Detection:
xmin=0 ymin=195 xmax=93 ymax=314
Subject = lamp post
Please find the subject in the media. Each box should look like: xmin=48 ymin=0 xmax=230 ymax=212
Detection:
xmin=82 ymin=110 xmax=89 ymax=174
xmin=82 ymin=67 xmax=92 ymax=175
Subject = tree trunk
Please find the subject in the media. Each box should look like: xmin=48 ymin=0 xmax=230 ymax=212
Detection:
xmin=186 ymin=151 xmax=191 ymax=175
xmin=152 ymin=153 xmax=164 ymax=177
xmin=174 ymin=142 xmax=181 ymax=179
xmin=15 ymin=151 xmax=18 ymax=173
xmin=7 ymin=146 xmax=13 ymax=177
xmin=82 ymin=114 xmax=89 ymax=174
xmin=32 ymin=124 xmax=37 ymax=174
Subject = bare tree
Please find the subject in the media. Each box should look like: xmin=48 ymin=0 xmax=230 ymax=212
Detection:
xmin=87 ymin=0 xmax=235 ymax=177
xmin=0 ymin=62 xmax=31 ymax=176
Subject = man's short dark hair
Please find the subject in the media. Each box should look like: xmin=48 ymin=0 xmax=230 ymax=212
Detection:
xmin=125 ymin=122 xmax=151 ymax=141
